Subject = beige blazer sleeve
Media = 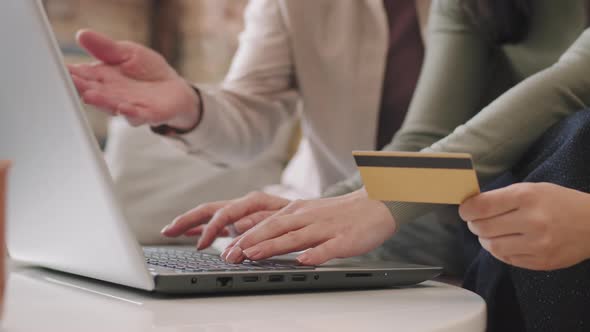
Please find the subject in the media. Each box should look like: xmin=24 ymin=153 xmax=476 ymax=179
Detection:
xmin=174 ymin=0 xmax=299 ymax=164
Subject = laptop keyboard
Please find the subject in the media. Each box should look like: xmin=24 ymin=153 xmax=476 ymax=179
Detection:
xmin=144 ymin=247 xmax=313 ymax=273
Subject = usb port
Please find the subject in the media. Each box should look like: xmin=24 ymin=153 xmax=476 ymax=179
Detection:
xmin=242 ymin=276 xmax=259 ymax=283
xmin=291 ymin=275 xmax=307 ymax=282
xmin=268 ymin=275 xmax=284 ymax=282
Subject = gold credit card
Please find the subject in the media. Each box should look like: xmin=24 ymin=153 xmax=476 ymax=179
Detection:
xmin=353 ymin=151 xmax=480 ymax=204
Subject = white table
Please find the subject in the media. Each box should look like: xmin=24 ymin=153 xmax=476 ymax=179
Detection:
xmin=1 ymin=263 xmax=486 ymax=332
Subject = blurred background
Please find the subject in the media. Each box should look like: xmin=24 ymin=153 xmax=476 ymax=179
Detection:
xmin=43 ymin=0 xmax=248 ymax=144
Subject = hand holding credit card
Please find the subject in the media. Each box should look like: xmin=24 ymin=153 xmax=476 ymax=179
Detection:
xmin=353 ymin=151 xmax=480 ymax=204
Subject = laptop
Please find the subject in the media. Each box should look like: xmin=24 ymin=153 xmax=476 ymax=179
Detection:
xmin=0 ymin=0 xmax=442 ymax=294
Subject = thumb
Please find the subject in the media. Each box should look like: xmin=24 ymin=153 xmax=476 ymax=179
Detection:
xmin=76 ymin=29 xmax=131 ymax=65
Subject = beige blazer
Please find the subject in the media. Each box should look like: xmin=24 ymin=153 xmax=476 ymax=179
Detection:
xmin=177 ymin=0 xmax=431 ymax=198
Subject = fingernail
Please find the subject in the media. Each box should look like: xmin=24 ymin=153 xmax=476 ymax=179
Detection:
xmin=75 ymin=29 xmax=86 ymax=42
xmin=297 ymin=253 xmax=310 ymax=265
xmin=243 ymin=247 xmax=262 ymax=261
xmin=196 ymin=238 xmax=205 ymax=250
xmin=160 ymin=225 xmax=171 ymax=234
xmin=226 ymin=246 xmax=243 ymax=263
xmin=221 ymin=246 xmax=232 ymax=260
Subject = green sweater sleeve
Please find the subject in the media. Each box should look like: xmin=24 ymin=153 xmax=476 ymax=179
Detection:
xmin=427 ymin=29 xmax=590 ymax=183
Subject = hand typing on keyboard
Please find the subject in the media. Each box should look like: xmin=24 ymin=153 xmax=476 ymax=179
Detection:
xmin=161 ymin=192 xmax=291 ymax=249
xmin=161 ymin=189 xmax=396 ymax=266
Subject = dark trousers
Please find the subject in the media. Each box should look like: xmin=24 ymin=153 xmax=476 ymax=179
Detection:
xmin=462 ymin=110 xmax=590 ymax=332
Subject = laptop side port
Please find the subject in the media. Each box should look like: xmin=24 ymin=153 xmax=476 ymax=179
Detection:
xmin=268 ymin=275 xmax=284 ymax=282
xmin=242 ymin=276 xmax=260 ymax=283
xmin=345 ymin=273 xmax=373 ymax=278
xmin=216 ymin=277 xmax=234 ymax=288
xmin=291 ymin=275 xmax=307 ymax=282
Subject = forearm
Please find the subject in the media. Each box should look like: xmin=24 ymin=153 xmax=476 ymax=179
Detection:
xmin=166 ymin=84 xmax=296 ymax=164
xmin=423 ymin=30 xmax=590 ymax=185
xmin=156 ymin=0 xmax=299 ymax=164
xmin=390 ymin=29 xmax=590 ymax=225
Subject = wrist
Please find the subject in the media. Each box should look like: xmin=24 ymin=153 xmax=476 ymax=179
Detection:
xmin=153 ymin=84 xmax=202 ymax=136
xmin=378 ymin=201 xmax=397 ymax=231
xmin=170 ymin=83 xmax=202 ymax=130
xmin=348 ymin=188 xmax=369 ymax=199
xmin=352 ymin=188 xmax=397 ymax=231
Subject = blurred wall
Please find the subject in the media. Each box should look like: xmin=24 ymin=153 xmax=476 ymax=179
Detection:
xmin=43 ymin=0 xmax=248 ymax=141
xmin=179 ymin=0 xmax=248 ymax=82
